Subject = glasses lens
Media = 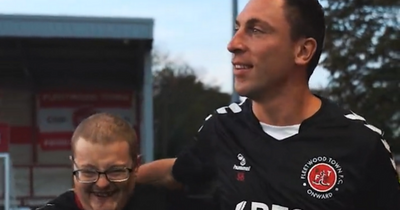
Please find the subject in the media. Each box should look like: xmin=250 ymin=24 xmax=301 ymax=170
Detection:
xmin=76 ymin=170 xmax=98 ymax=182
xmin=75 ymin=168 xmax=131 ymax=183
xmin=106 ymin=169 xmax=129 ymax=182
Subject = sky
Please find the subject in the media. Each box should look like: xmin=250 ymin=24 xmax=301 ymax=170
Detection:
xmin=0 ymin=0 xmax=330 ymax=93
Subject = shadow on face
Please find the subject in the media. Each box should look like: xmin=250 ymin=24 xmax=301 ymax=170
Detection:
xmin=72 ymin=138 xmax=137 ymax=210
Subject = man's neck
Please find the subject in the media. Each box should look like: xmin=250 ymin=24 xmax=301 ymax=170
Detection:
xmin=252 ymin=85 xmax=321 ymax=126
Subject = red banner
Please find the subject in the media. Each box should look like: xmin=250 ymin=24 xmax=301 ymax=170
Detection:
xmin=0 ymin=123 xmax=10 ymax=152
xmin=37 ymin=90 xmax=136 ymax=151
xmin=10 ymin=126 xmax=32 ymax=144
xmin=38 ymin=132 xmax=72 ymax=150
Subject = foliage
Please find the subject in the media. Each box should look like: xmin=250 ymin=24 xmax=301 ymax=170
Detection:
xmin=321 ymin=0 xmax=400 ymax=152
xmin=152 ymin=52 xmax=230 ymax=158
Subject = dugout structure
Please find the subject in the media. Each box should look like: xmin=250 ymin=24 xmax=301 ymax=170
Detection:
xmin=0 ymin=14 xmax=154 ymax=208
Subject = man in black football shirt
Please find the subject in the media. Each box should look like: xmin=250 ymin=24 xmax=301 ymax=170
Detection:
xmin=137 ymin=0 xmax=400 ymax=209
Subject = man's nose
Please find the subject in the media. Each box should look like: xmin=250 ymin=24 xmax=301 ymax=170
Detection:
xmin=95 ymin=174 xmax=110 ymax=188
xmin=227 ymin=29 xmax=246 ymax=54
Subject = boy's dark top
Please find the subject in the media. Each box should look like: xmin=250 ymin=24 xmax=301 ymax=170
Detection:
xmin=35 ymin=184 xmax=167 ymax=210
xmin=172 ymin=97 xmax=400 ymax=210
xmin=35 ymin=184 xmax=208 ymax=210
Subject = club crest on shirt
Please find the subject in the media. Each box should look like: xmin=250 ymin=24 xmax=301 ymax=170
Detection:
xmin=300 ymin=156 xmax=344 ymax=199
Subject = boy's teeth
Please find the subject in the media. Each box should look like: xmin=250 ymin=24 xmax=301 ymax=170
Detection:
xmin=94 ymin=192 xmax=113 ymax=197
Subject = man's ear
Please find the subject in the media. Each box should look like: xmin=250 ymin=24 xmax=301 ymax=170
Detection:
xmin=70 ymin=155 xmax=77 ymax=170
xmin=294 ymin=37 xmax=317 ymax=66
xmin=136 ymin=154 xmax=142 ymax=169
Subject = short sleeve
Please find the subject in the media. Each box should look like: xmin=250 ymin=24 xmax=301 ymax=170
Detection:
xmin=363 ymin=137 xmax=400 ymax=209
xmin=171 ymin=114 xmax=217 ymax=185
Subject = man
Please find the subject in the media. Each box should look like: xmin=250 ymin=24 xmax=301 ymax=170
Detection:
xmin=37 ymin=113 xmax=165 ymax=210
xmin=137 ymin=0 xmax=400 ymax=209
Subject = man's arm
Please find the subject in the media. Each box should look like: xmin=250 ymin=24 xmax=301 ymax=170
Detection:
xmin=136 ymin=114 xmax=217 ymax=190
xmin=364 ymin=137 xmax=400 ymax=209
xmin=136 ymin=158 xmax=182 ymax=190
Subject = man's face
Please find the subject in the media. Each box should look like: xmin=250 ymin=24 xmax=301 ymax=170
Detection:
xmin=228 ymin=0 xmax=298 ymax=100
xmin=73 ymin=138 xmax=137 ymax=210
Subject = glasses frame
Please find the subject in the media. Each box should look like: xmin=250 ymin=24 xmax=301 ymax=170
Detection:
xmin=72 ymin=167 xmax=133 ymax=184
xmin=70 ymin=155 xmax=134 ymax=184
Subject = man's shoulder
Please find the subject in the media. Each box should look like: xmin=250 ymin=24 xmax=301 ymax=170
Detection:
xmin=214 ymin=99 xmax=248 ymax=115
xmin=322 ymin=98 xmax=386 ymax=149
xmin=197 ymin=99 xmax=252 ymax=134
xmin=36 ymin=189 xmax=79 ymax=210
xmin=342 ymin=110 xmax=393 ymax=156
xmin=205 ymin=99 xmax=250 ymax=122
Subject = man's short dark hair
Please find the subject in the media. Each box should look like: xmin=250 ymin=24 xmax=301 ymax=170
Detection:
xmin=283 ymin=0 xmax=325 ymax=79
xmin=71 ymin=112 xmax=138 ymax=162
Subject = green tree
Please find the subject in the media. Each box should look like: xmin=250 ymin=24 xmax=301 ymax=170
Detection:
xmin=321 ymin=1 xmax=400 ymax=152
xmin=153 ymin=53 xmax=230 ymax=158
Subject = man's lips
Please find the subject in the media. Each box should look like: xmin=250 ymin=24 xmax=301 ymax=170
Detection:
xmin=233 ymin=62 xmax=253 ymax=77
xmin=232 ymin=62 xmax=254 ymax=70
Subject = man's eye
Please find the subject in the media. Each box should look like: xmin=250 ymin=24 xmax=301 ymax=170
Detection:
xmin=244 ymin=26 xmax=263 ymax=34
xmin=251 ymin=27 xmax=263 ymax=33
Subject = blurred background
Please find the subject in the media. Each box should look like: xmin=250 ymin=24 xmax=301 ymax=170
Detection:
xmin=0 ymin=0 xmax=398 ymax=209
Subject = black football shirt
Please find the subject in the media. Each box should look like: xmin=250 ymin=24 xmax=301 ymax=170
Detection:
xmin=172 ymin=97 xmax=400 ymax=210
